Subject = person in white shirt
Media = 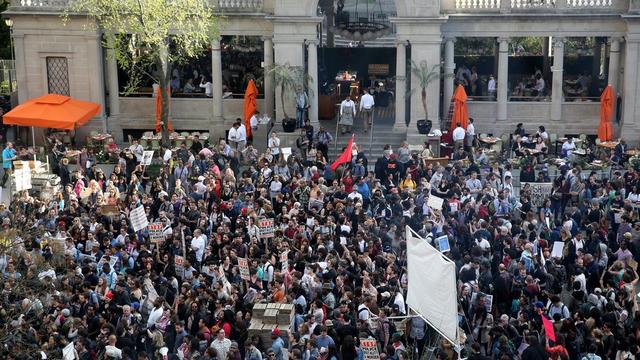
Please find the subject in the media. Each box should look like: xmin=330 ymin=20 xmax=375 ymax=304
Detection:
xmin=162 ymin=146 xmax=172 ymax=163
xmin=199 ymin=75 xmax=213 ymax=97
xmin=359 ymin=88 xmax=375 ymax=133
xmin=249 ymin=110 xmax=260 ymax=134
xmin=227 ymin=121 xmax=246 ymax=158
xmin=268 ymin=132 xmax=281 ymax=159
xmin=191 ymin=228 xmax=207 ymax=264
xmin=562 ymin=137 xmax=576 ymax=159
xmin=533 ymin=74 xmax=545 ymax=97
xmin=452 ymin=123 xmax=466 ymax=150
xmin=147 ymin=299 xmax=164 ymax=328
xmin=487 ymin=75 xmax=496 ymax=100
xmin=465 ymin=118 xmax=475 ymax=149
xmin=129 ymin=139 xmax=144 ymax=163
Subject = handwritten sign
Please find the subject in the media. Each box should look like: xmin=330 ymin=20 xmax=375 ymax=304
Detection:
xmin=14 ymin=167 xmax=32 ymax=192
xmin=238 ymin=257 xmax=250 ymax=281
xmin=129 ymin=205 xmax=149 ymax=232
xmin=259 ymin=218 xmax=275 ymax=239
xmin=148 ymin=222 xmax=165 ymax=244
xmin=521 ymin=182 xmax=553 ymax=208
xmin=361 ymin=338 xmax=380 ymax=360
xmin=485 ymin=294 xmax=493 ymax=313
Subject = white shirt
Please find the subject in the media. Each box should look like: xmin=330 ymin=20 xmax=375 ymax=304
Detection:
xmin=269 ymin=137 xmax=280 ymax=155
xmin=163 ymin=149 xmax=172 ymax=162
xmin=359 ymin=93 xmax=375 ymax=110
xmin=191 ymin=235 xmax=206 ymax=262
xmin=200 ymin=81 xmax=213 ymax=96
xmin=562 ymin=141 xmax=576 ymax=157
xmin=466 ymin=123 xmax=475 ymax=137
xmin=129 ymin=144 xmax=144 ymax=162
xmin=250 ymin=115 xmax=259 ymax=129
xmin=488 ymin=78 xmax=496 ymax=92
xmin=452 ymin=126 xmax=466 ymax=141
xmin=147 ymin=306 xmax=164 ymax=328
xmin=228 ymin=127 xmax=243 ymax=143
xmin=238 ymin=124 xmax=247 ymax=142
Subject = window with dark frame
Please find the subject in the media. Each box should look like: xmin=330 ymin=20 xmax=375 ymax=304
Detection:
xmin=46 ymin=57 xmax=70 ymax=96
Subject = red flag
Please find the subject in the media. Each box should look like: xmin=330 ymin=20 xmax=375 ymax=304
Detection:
xmin=330 ymin=135 xmax=355 ymax=171
xmin=539 ymin=309 xmax=556 ymax=342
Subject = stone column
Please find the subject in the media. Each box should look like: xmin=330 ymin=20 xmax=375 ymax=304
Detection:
xmin=307 ymin=40 xmax=320 ymax=128
xmin=12 ymin=33 xmax=28 ymax=104
xmin=621 ymin=39 xmax=639 ymax=140
xmin=106 ymin=47 xmax=120 ymax=118
xmin=394 ymin=41 xmax=407 ymax=132
xmin=443 ymin=37 xmax=455 ymax=119
xmin=550 ymin=37 xmax=565 ymax=122
xmin=608 ymin=37 xmax=621 ymax=91
xmin=263 ymin=36 xmax=274 ymax=119
xmin=497 ymin=37 xmax=509 ymax=121
xmin=211 ymin=37 xmax=224 ymax=129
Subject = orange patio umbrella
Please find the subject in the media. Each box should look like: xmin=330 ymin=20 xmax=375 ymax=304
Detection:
xmin=449 ymin=84 xmax=469 ymax=134
xmin=598 ymin=85 xmax=614 ymax=142
xmin=155 ymin=86 xmax=173 ymax=133
xmin=243 ymin=79 xmax=258 ymax=138
xmin=3 ymin=93 xmax=100 ymax=130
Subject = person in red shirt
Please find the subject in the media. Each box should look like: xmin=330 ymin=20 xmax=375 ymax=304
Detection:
xmin=545 ymin=334 xmax=569 ymax=360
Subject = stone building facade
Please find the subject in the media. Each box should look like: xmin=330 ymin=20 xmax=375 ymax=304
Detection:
xmin=4 ymin=0 xmax=640 ymax=145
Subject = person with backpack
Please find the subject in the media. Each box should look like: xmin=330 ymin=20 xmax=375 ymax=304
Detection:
xmin=547 ymin=295 xmax=570 ymax=320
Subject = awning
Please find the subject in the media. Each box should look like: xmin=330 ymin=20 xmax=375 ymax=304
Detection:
xmin=3 ymin=94 xmax=101 ymax=130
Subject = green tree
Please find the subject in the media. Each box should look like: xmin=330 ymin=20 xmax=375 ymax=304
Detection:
xmin=269 ymin=63 xmax=310 ymax=121
xmin=64 ymin=0 xmax=219 ymax=145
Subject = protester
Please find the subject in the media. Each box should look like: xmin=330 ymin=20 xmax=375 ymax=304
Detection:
xmin=1 ymin=126 xmax=640 ymax=360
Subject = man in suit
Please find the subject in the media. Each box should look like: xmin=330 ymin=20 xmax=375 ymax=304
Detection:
xmin=613 ymin=138 xmax=627 ymax=165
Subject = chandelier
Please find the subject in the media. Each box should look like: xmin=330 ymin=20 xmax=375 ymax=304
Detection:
xmin=331 ymin=0 xmax=392 ymax=42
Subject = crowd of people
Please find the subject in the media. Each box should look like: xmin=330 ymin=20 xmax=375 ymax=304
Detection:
xmin=1 ymin=119 xmax=640 ymax=360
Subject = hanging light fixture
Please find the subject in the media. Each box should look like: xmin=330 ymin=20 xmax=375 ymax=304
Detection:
xmin=331 ymin=0 xmax=391 ymax=42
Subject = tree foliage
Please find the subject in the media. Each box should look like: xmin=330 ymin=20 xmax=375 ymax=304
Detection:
xmin=63 ymin=0 xmax=220 ymax=143
xmin=269 ymin=63 xmax=310 ymax=120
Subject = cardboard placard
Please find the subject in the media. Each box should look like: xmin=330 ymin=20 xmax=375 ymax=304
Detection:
xmin=174 ymin=255 xmax=185 ymax=278
xmin=551 ymin=241 xmax=564 ymax=259
xmin=142 ymin=150 xmax=154 ymax=166
xmin=361 ymin=338 xmax=380 ymax=360
xmin=101 ymin=205 xmax=120 ymax=217
xmin=148 ymin=222 xmax=165 ymax=244
xmin=238 ymin=257 xmax=250 ymax=281
xmin=427 ymin=195 xmax=444 ymax=210
xmin=129 ymin=205 xmax=149 ymax=232
xmin=436 ymin=235 xmax=450 ymax=253
xmin=280 ymin=250 xmax=289 ymax=272
xmin=259 ymin=218 xmax=275 ymax=239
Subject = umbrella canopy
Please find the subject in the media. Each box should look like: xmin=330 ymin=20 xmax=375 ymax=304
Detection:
xmin=155 ymin=87 xmax=173 ymax=133
xmin=598 ymin=85 xmax=614 ymax=142
xmin=449 ymin=85 xmax=469 ymax=134
xmin=243 ymin=79 xmax=258 ymax=138
xmin=3 ymin=94 xmax=100 ymax=130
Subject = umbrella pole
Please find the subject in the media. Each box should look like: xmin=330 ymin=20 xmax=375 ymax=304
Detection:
xmin=31 ymin=126 xmax=36 ymax=162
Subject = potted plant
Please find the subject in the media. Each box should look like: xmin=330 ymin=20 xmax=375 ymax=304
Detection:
xmin=410 ymin=60 xmax=443 ymax=134
xmin=270 ymin=63 xmax=311 ymax=133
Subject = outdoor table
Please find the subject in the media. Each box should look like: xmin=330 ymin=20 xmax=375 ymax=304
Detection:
xmin=555 ymin=137 xmax=583 ymax=155
xmin=597 ymin=141 xmax=619 ymax=150
xmin=65 ymin=150 xmax=81 ymax=158
xmin=626 ymin=149 xmax=638 ymax=157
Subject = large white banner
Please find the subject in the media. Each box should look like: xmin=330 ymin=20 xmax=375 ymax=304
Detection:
xmin=521 ymin=182 xmax=553 ymax=208
xmin=406 ymin=226 xmax=458 ymax=348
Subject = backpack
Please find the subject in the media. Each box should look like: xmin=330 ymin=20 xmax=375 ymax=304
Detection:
xmin=488 ymin=201 xmax=496 ymax=216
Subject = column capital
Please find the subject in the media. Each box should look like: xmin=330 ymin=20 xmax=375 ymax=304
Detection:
xmin=305 ymin=39 xmax=320 ymax=46
xmin=443 ymin=36 xmax=456 ymax=44
xmin=553 ymin=37 xmax=565 ymax=47
xmin=396 ymin=40 xmax=408 ymax=48
xmin=608 ymin=37 xmax=623 ymax=45
xmin=497 ymin=37 xmax=510 ymax=44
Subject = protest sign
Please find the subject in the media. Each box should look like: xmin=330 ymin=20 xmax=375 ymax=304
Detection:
xmin=130 ymin=205 xmax=149 ymax=232
xmin=174 ymin=255 xmax=185 ymax=278
xmin=551 ymin=241 xmax=564 ymax=259
xmin=148 ymin=222 xmax=165 ymax=244
xmin=485 ymin=294 xmax=494 ymax=312
xmin=521 ymin=182 xmax=552 ymax=208
xmin=62 ymin=342 xmax=75 ymax=360
xmin=436 ymin=235 xmax=450 ymax=253
xmin=101 ymin=205 xmax=120 ymax=217
xmin=14 ymin=167 xmax=32 ymax=192
xmin=361 ymin=338 xmax=380 ymax=360
xmin=238 ymin=257 xmax=250 ymax=281
xmin=427 ymin=195 xmax=444 ymax=210
xmin=142 ymin=151 xmax=154 ymax=166
xmin=281 ymin=147 xmax=292 ymax=161
xmin=280 ymin=250 xmax=289 ymax=272
xmin=259 ymin=218 xmax=275 ymax=239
